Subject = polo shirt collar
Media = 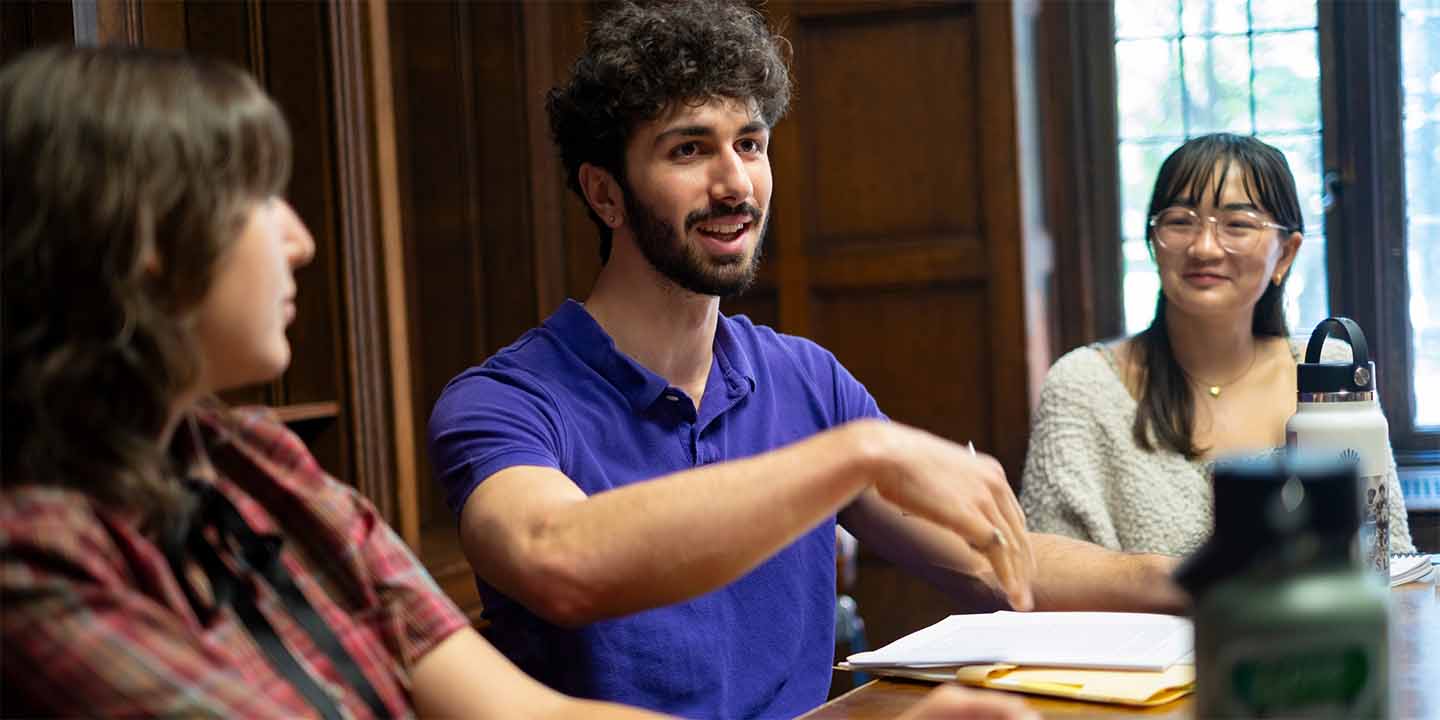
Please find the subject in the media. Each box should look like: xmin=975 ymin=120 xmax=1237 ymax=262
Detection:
xmin=546 ymin=299 xmax=756 ymax=413
xmin=712 ymin=310 xmax=758 ymax=397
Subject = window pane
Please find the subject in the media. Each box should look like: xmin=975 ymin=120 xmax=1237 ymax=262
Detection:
xmin=1124 ymin=249 xmax=1162 ymax=334
xmin=1251 ymin=1 xmax=1318 ymax=31
xmin=1182 ymin=0 xmax=1250 ymax=35
xmin=1257 ymin=134 xmax=1325 ymax=240
xmin=1253 ymin=33 xmax=1321 ymax=133
xmin=1117 ymin=39 xmax=1184 ymax=139
xmin=1182 ymin=36 xmax=1253 ymax=134
xmin=1401 ymin=0 xmax=1440 ymax=427
xmin=1119 ymin=141 xmax=1171 ymax=239
xmin=1119 ymin=141 xmax=1172 ymax=334
xmin=1115 ymin=0 xmax=1179 ymax=39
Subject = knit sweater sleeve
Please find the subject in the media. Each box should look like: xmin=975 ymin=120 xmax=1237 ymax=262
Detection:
xmin=1020 ymin=347 xmax=1125 ymax=550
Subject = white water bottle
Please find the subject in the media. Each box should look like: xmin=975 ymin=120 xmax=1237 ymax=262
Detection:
xmin=1286 ymin=317 xmax=1391 ymax=577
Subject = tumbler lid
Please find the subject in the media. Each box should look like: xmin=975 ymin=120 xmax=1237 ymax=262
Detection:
xmin=1297 ymin=317 xmax=1375 ymax=395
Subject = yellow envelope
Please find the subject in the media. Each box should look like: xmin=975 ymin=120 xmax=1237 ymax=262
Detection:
xmin=952 ymin=663 xmax=1194 ymax=706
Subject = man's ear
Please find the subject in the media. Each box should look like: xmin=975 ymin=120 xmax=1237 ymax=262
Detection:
xmin=579 ymin=163 xmax=625 ymax=229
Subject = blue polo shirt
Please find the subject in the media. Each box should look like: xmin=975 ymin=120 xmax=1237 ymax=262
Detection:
xmin=428 ymin=300 xmax=882 ymax=719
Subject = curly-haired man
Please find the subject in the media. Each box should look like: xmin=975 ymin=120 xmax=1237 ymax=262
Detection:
xmin=429 ymin=2 xmax=1183 ymax=717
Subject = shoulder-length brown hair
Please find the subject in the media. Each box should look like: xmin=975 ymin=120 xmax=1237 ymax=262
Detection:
xmin=1133 ymin=133 xmax=1303 ymax=459
xmin=2 ymin=47 xmax=291 ymax=530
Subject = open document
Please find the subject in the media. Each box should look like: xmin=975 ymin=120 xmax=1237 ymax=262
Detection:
xmin=841 ymin=612 xmax=1195 ymax=706
xmin=846 ymin=612 xmax=1193 ymax=671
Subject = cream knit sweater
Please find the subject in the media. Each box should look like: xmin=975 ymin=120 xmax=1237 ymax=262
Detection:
xmin=1019 ymin=338 xmax=1415 ymax=556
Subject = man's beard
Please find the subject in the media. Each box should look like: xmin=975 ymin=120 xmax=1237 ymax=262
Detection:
xmin=624 ymin=190 xmax=765 ymax=298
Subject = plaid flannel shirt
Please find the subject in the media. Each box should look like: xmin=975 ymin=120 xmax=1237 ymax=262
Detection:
xmin=1 ymin=406 xmax=469 ymax=718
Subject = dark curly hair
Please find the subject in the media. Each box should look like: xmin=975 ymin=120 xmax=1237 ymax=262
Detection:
xmin=546 ymin=0 xmax=792 ymax=263
xmin=2 ymin=47 xmax=291 ymax=533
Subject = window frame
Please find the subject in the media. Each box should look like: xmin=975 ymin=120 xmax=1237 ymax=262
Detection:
xmin=1320 ymin=0 xmax=1438 ymax=461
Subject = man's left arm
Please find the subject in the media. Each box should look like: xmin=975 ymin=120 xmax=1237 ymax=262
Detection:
xmin=839 ymin=489 xmax=1187 ymax=614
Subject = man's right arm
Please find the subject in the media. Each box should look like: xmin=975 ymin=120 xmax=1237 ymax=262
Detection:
xmin=456 ymin=418 xmax=1032 ymax=627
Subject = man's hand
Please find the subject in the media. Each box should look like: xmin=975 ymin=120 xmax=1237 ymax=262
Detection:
xmin=897 ymin=685 xmax=1040 ymax=720
xmin=853 ymin=420 xmax=1035 ymax=611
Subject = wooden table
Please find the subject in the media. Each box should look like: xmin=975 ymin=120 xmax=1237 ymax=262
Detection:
xmin=803 ymin=582 xmax=1439 ymax=719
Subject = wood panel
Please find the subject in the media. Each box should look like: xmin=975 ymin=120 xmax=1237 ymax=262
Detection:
xmin=813 ymin=288 xmax=992 ymax=447
xmin=771 ymin=0 xmax=1034 ymax=477
xmin=802 ymin=8 xmax=979 ymax=247
xmin=722 ymin=288 xmax=781 ymax=331
xmin=766 ymin=1 xmax=1050 ymax=669
xmin=0 ymin=2 xmax=75 ymax=63
xmin=387 ymin=0 xmax=597 ymax=618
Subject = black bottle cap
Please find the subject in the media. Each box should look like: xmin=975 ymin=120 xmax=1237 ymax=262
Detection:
xmin=1175 ymin=451 xmax=1361 ymax=597
xmin=1296 ymin=317 xmax=1375 ymax=394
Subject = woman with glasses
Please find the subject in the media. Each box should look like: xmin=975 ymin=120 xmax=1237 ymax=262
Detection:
xmin=1018 ymin=133 xmax=1414 ymax=556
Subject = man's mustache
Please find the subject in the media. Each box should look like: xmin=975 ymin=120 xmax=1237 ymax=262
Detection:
xmin=685 ymin=203 xmax=763 ymax=231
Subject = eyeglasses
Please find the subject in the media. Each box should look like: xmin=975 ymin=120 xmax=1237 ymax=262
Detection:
xmin=1148 ymin=206 xmax=1291 ymax=254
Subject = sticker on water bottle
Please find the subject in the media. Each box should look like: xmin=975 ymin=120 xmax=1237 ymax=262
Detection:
xmin=1359 ymin=473 xmax=1389 ymax=576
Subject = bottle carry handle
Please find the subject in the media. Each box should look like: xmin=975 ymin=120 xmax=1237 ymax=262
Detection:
xmin=1304 ymin=317 xmax=1370 ymax=367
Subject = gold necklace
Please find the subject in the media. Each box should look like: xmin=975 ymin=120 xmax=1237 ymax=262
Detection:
xmin=1182 ymin=344 xmax=1259 ymax=398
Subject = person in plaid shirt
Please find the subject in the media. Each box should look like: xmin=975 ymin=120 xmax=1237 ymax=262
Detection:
xmin=0 ymin=46 xmax=1035 ymax=720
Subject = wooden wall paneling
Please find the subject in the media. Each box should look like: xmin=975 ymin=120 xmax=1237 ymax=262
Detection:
xmin=180 ymin=1 xmax=253 ymax=67
xmin=802 ymin=14 xmax=979 ymax=247
xmin=764 ymin=0 xmax=1047 ymax=677
xmin=1 ymin=2 xmax=75 ymax=64
xmin=390 ymin=0 xmax=595 ymax=620
xmin=259 ymin=0 xmax=352 ymax=484
xmin=521 ymin=1 xmax=567 ymax=320
xmin=560 ymin=0 xmax=603 ymax=300
xmin=137 ymin=0 xmax=185 ymax=50
xmin=974 ymin=0 xmax=1035 ymax=478
xmin=389 ymin=0 xmax=487 ymax=544
xmin=557 ymin=2 xmax=605 ymax=301
xmin=814 ymin=288 xmax=994 ymax=449
xmin=388 ymin=0 xmax=489 ymax=617
xmin=326 ymin=0 xmax=403 ymax=522
xmin=468 ymin=1 xmax=539 ymax=352
xmin=362 ymin=0 xmax=414 ymax=543
xmin=773 ymin=0 xmax=1005 ymax=456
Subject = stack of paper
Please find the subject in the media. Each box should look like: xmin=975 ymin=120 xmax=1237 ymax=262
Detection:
xmin=841 ymin=612 xmax=1194 ymax=707
xmin=1390 ymin=553 xmax=1437 ymax=586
